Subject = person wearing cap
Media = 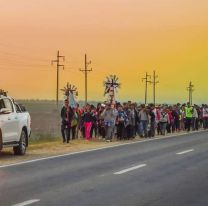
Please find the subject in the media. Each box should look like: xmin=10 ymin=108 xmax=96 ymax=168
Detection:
xmin=61 ymin=99 xmax=74 ymax=143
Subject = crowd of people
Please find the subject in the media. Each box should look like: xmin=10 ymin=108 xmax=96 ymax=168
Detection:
xmin=60 ymin=99 xmax=208 ymax=143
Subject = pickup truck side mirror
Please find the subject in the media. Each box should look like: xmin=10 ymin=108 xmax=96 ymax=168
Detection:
xmin=0 ymin=108 xmax=12 ymax=114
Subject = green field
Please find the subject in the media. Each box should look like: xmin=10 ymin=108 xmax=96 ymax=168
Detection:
xmin=17 ymin=100 xmax=61 ymax=139
xmin=16 ymin=100 xmax=99 ymax=140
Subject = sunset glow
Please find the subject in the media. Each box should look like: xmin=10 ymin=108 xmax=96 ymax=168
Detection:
xmin=0 ymin=0 xmax=208 ymax=103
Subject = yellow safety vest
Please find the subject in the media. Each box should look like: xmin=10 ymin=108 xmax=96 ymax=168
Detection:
xmin=185 ymin=107 xmax=193 ymax=118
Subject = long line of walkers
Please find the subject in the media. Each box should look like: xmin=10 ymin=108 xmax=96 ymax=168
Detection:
xmin=60 ymin=100 xmax=208 ymax=143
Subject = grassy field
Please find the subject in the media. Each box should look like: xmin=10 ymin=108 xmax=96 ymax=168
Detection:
xmin=17 ymin=100 xmax=99 ymax=140
xmin=18 ymin=100 xmax=62 ymax=139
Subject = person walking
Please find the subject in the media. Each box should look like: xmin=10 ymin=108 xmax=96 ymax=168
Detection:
xmin=192 ymin=105 xmax=199 ymax=131
xmin=129 ymin=104 xmax=136 ymax=139
xmin=185 ymin=102 xmax=193 ymax=132
xmin=101 ymin=103 xmax=117 ymax=142
xmin=149 ymin=104 xmax=156 ymax=137
xmin=97 ymin=104 xmax=106 ymax=139
xmin=202 ymin=104 xmax=208 ymax=129
xmin=71 ymin=108 xmax=79 ymax=139
xmin=172 ymin=105 xmax=180 ymax=132
xmin=125 ymin=104 xmax=134 ymax=139
xmin=90 ymin=105 xmax=98 ymax=138
xmin=139 ymin=104 xmax=149 ymax=138
xmin=159 ymin=108 xmax=169 ymax=135
xmin=156 ymin=105 xmax=162 ymax=135
xmin=61 ymin=99 xmax=74 ymax=143
xmin=82 ymin=104 xmax=94 ymax=141
xmin=167 ymin=107 xmax=173 ymax=133
xmin=116 ymin=105 xmax=126 ymax=140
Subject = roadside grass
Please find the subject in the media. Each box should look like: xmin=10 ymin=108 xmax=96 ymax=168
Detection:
xmin=28 ymin=133 xmax=110 ymax=152
xmin=29 ymin=134 xmax=60 ymax=145
xmin=0 ymin=136 xmax=112 ymax=165
xmin=0 ymin=130 xmax=204 ymax=165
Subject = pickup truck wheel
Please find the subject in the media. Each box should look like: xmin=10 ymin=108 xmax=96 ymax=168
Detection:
xmin=0 ymin=129 xmax=2 ymax=151
xmin=13 ymin=130 xmax=27 ymax=155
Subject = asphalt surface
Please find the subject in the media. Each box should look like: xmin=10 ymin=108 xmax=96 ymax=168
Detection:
xmin=0 ymin=131 xmax=208 ymax=206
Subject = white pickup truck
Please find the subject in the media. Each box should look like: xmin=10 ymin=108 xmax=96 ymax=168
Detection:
xmin=0 ymin=94 xmax=31 ymax=155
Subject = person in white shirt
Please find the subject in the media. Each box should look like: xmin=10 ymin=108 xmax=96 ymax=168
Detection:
xmin=202 ymin=104 xmax=208 ymax=129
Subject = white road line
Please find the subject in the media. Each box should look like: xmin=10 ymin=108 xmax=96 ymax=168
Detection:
xmin=176 ymin=149 xmax=194 ymax=155
xmin=0 ymin=130 xmax=204 ymax=169
xmin=114 ymin=164 xmax=147 ymax=175
xmin=12 ymin=199 xmax=40 ymax=206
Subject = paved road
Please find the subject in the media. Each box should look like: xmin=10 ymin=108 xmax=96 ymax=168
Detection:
xmin=0 ymin=131 xmax=208 ymax=206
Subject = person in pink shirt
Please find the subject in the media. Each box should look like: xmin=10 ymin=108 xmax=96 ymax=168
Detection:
xmin=167 ymin=107 xmax=174 ymax=133
xmin=82 ymin=104 xmax=94 ymax=140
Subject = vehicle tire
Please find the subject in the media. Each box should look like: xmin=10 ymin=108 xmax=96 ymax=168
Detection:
xmin=13 ymin=130 xmax=27 ymax=155
xmin=0 ymin=129 xmax=2 ymax=151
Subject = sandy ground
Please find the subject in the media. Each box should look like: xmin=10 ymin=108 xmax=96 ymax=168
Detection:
xmin=0 ymin=131 xmax=198 ymax=166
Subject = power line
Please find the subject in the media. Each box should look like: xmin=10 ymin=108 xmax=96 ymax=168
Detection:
xmin=51 ymin=50 xmax=65 ymax=108
xmin=0 ymin=67 xmax=51 ymax=71
xmin=0 ymin=63 xmax=49 ymax=67
xmin=142 ymin=72 xmax=151 ymax=104
xmin=79 ymin=54 xmax=92 ymax=105
xmin=0 ymin=42 xmax=51 ymax=58
xmin=0 ymin=51 xmax=49 ymax=62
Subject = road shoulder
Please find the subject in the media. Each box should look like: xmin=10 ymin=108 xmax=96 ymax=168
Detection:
xmin=0 ymin=130 xmax=206 ymax=167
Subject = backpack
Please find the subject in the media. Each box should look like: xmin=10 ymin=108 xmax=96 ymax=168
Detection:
xmin=160 ymin=112 xmax=167 ymax=123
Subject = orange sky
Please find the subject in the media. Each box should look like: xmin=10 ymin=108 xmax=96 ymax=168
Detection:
xmin=0 ymin=0 xmax=208 ymax=103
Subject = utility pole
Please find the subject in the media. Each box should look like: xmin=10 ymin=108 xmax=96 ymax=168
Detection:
xmin=79 ymin=54 xmax=92 ymax=105
xmin=187 ymin=81 xmax=194 ymax=105
xmin=151 ymin=70 xmax=159 ymax=105
xmin=142 ymin=72 xmax=151 ymax=104
xmin=51 ymin=50 xmax=65 ymax=108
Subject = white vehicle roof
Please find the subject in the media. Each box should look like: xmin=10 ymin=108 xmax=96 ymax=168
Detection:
xmin=0 ymin=95 xmax=12 ymax=100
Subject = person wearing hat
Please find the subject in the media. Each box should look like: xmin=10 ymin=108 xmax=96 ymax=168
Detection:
xmin=61 ymin=99 xmax=74 ymax=143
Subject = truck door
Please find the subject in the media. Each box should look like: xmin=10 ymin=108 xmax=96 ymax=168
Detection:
xmin=3 ymin=98 xmax=19 ymax=142
xmin=0 ymin=99 xmax=12 ymax=143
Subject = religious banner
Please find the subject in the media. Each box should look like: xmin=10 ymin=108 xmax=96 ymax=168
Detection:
xmin=103 ymin=75 xmax=121 ymax=104
xmin=61 ymin=83 xmax=78 ymax=108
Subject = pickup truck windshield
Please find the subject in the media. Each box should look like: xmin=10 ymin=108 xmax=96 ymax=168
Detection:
xmin=15 ymin=103 xmax=22 ymax=113
xmin=0 ymin=99 xmax=5 ymax=110
xmin=3 ymin=98 xmax=14 ymax=112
